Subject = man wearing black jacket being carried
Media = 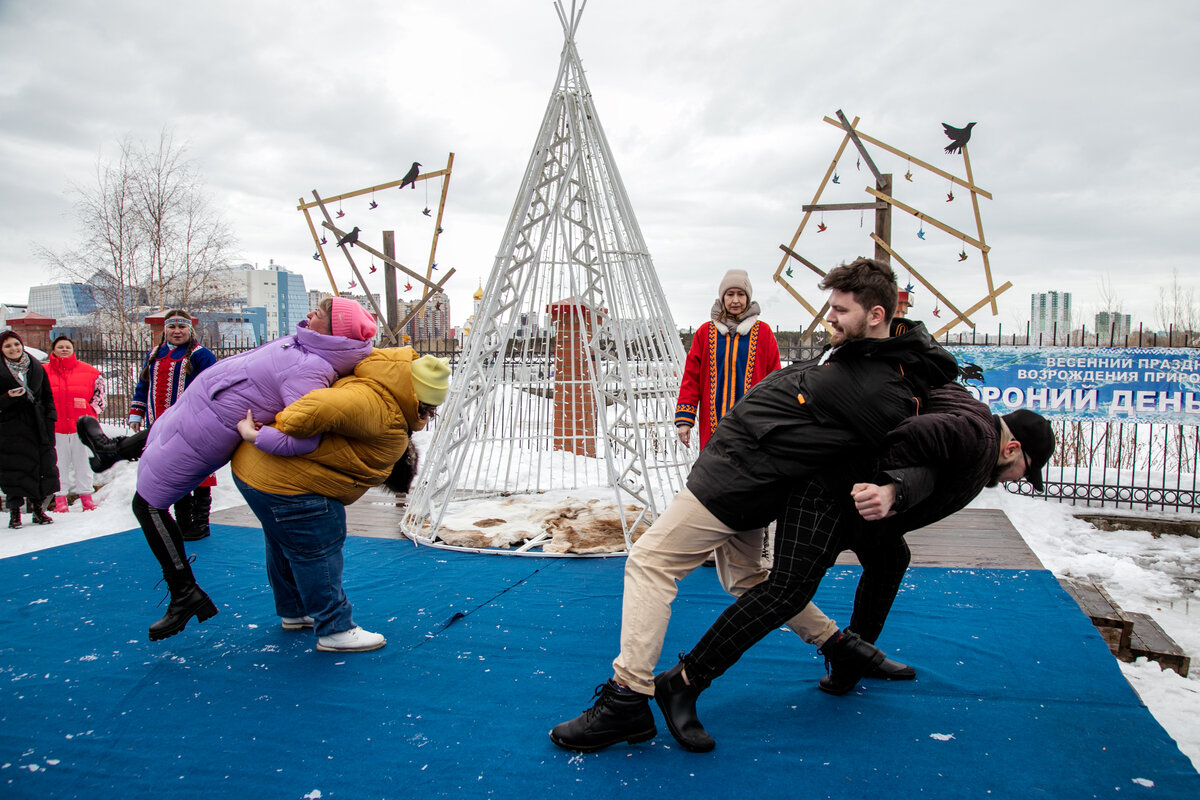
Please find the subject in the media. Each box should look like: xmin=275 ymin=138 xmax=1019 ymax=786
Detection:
xmin=650 ymin=381 xmax=1055 ymax=752
xmin=551 ymin=257 xmax=960 ymax=753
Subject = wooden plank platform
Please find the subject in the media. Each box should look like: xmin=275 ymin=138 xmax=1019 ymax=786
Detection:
xmin=214 ymin=503 xmax=1043 ymax=569
xmin=1123 ymin=611 xmax=1191 ymax=677
xmin=836 ymin=507 xmax=1044 ymax=569
xmin=1058 ymin=578 xmax=1133 ymax=653
xmin=212 ymin=495 xmax=411 ymax=540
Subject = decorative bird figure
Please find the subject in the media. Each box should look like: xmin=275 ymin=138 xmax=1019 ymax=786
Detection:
xmin=856 ymin=157 xmax=861 ymax=171
xmin=917 ymin=227 xmax=926 ymax=240
xmin=348 ymin=279 xmax=357 ymax=289
xmin=932 ymin=305 xmax=942 ymax=318
xmin=960 ymin=362 xmax=984 ymax=382
xmin=958 ymin=249 xmax=969 ymax=262
xmin=942 ymin=122 xmax=976 ymax=154
xmin=320 ymin=235 xmax=327 ymax=245
xmin=369 ymin=264 xmax=377 ymax=274
xmin=817 ymin=222 xmax=827 ymax=233
xmin=436 ymin=226 xmax=444 ymax=234
xmin=369 ymin=200 xmax=378 ymax=210
xmin=905 ymin=282 xmax=915 ymax=293
xmin=336 ymin=209 xmax=345 ymax=219
xmin=399 ymin=161 xmax=421 ymax=190
xmin=904 ymin=169 xmax=913 ymax=182
xmin=337 ymin=226 xmax=360 ymax=247
xmin=312 ymin=252 xmax=321 ymax=261
xmin=404 ymin=282 xmax=413 ymax=292
xmin=785 ymin=266 xmax=794 ymax=278
xmin=422 ymin=207 xmax=432 ymax=216
xmin=831 ymin=173 xmax=840 ymax=184
xmin=431 ymin=262 xmax=438 ymax=270
xmin=946 ymin=191 xmax=954 ymax=202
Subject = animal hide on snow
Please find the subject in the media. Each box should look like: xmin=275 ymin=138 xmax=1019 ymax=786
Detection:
xmin=432 ymin=495 xmax=649 ymax=553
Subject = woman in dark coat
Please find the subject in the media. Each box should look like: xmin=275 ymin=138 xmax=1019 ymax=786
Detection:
xmin=0 ymin=330 xmax=59 ymax=528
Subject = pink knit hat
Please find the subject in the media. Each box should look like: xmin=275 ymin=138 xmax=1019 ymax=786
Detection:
xmin=330 ymin=298 xmax=378 ymax=341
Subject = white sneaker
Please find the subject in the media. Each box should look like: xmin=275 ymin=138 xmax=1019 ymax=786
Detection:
xmin=316 ymin=626 xmax=386 ymax=652
xmin=281 ymin=615 xmax=315 ymax=630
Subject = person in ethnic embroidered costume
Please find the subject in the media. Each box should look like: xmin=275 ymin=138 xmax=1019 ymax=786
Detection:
xmin=675 ymin=270 xmax=781 ymax=450
xmin=129 ymin=310 xmax=218 ymax=541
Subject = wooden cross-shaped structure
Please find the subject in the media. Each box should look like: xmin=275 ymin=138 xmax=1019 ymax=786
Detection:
xmin=297 ymin=153 xmax=457 ymax=345
xmin=774 ymin=111 xmax=1010 ymax=339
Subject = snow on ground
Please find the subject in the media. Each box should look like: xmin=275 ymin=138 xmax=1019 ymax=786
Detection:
xmin=2 ymin=475 xmax=1197 ymax=771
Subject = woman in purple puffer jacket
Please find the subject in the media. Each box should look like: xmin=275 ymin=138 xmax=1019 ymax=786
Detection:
xmin=129 ymin=297 xmax=378 ymax=642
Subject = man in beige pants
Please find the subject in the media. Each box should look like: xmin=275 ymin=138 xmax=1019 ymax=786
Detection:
xmin=550 ymin=258 xmax=959 ymax=753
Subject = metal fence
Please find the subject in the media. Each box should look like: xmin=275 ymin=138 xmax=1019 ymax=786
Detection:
xmin=936 ymin=324 xmax=1200 ymax=514
xmin=72 ymin=323 xmax=1200 ymax=515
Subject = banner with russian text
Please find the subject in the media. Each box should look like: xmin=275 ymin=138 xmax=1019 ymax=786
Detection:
xmin=948 ymin=346 xmax=1200 ymax=423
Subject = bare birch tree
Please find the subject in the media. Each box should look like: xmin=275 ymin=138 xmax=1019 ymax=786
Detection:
xmin=1155 ymin=267 xmax=1200 ymax=345
xmin=35 ymin=130 xmax=237 ymax=350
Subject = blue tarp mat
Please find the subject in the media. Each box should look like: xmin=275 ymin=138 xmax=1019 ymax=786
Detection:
xmin=1 ymin=525 xmax=1196 ymax=798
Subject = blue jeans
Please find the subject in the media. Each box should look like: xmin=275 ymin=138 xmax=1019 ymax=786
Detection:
xmin=233 ymin=476 xmax=354 ymax=637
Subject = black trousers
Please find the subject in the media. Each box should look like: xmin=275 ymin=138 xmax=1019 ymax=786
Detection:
xmin=685 ymin=480 xmax=910 ymax=685
xmin=131 ymin=491 xmax=195 ymax=593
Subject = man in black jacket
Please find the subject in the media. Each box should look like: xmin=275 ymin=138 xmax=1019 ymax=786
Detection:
xmin=650 ymin=383 xmax=1055 ymax=751
xmin=550 ymin=258 xmax=960 ymax=753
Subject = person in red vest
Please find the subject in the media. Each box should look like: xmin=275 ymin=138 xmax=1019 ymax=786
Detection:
xmin=46 ymin=335 xmax=106 ymax=512
xmin=128 ymin=311 xmax=218 ymax=540
xmin=675 ymin=270 xmax=781 ymax=450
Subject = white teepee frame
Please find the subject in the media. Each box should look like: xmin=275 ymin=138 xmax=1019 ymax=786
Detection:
xmin=400 ymin=1 xmax=692 ymax=554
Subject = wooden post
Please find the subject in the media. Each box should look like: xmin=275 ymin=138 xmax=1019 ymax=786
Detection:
xmin=874 ymin=173 xmax=892 ymax=263
xmin=383 ymin=231 xmax=398 ymax=333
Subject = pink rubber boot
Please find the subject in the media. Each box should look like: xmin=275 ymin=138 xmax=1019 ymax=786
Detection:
xmin=80 ymin=494 xmax=98 ymax=511
xmin=53 ymin=496 xmax=69 ymax=513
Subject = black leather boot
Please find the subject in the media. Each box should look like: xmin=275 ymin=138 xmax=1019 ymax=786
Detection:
xmin=653 ymin=658 xmax=715 ymax=752
xmin=8 ymin=508 xmax=21 ymax=529
xmin=30 ymin=502 xmax=53 ymax=525
xmin=182 ymin=487 xmax=211 ymax=541
xmin=173 ymin=494 xmax=195 ymax=540
xmin=148 ymin=583 xmax=219 ymax=641
xmin=818 ymin=630 xmax=887 ymax=695
xmin=867 ymin=656 xmax=917 ymax=681
xmin=550 ymin=680 xmax=657 ymax=752
xmin=78 ymin=418 xmax=147 ymax=472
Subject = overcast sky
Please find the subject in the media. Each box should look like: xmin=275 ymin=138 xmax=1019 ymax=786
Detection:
xmin=2 ymin=0 xmax=1197 ymax=336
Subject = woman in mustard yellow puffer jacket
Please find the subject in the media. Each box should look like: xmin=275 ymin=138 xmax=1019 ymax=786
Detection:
xmin=231 ymin=346 xmax=450 ymax=654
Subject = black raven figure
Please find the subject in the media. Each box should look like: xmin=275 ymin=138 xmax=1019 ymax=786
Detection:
xmin=942 ymin=122 xmax=976 ymax=154
xmin=337 ymin=226 xmax=360 ymax=247
xmin=399 ymin=161 xmax=421 ymax=190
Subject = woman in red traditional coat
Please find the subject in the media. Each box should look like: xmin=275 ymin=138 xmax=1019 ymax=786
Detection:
xmin=675 ymin=270 xmax=781 ymax=449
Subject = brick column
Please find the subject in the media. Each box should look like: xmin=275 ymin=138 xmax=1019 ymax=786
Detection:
xmin=547 ymin=299 xmax=597 ymax=458
xmin=7 ymin=312 xmax=56 ymax=353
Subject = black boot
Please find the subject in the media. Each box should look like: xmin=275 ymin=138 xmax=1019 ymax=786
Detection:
xmin=148 ymin=583 xmax=219 ymax=641
xmin=867 ymin=656 xmax=917 ymax=681
xmin=817 ymin=629 xmax=887 ymax=696
xmin=173 ymin=494 xmax=195 ymax=541
xmin=31 ymin=502 xmax=53 ymax=525
xmin=550 ymin=680 xmax=657 ymax=752
xmin=654 ymin=658 xmax=715 ymax=752
xmin=77 ymin=418 xmax=147 ymax=472
xmin=8 ymin=508 xmax=21 ymax=529
xmin=182 ymin=487 xmax=211 ymax=542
